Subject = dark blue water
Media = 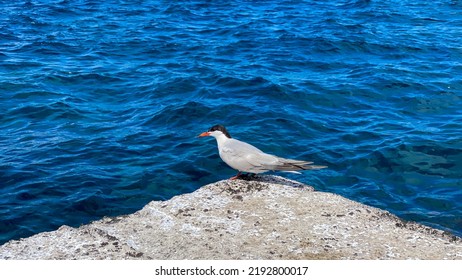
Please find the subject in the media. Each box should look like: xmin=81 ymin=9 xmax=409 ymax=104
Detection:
xmin=1 ymin=0 xmax=461 ymax=245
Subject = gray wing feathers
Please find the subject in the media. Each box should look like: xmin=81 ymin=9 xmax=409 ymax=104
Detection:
xmin=263 ymin=157 xmax=327 ymax=171
xmin=222 ymin=138 xmax=327 ymax=173
xmin=245 ymin=151 xmax=327 ymax=172
xmin=244 ymin=152 xmax=279 ymax=172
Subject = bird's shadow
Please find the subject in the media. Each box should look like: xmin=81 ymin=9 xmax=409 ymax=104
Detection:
xmin=233 ymin=174 xmax=314 ymax=190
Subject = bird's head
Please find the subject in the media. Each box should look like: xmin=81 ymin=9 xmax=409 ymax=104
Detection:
xmin=198 ymin=124 xmax=232 ymax=138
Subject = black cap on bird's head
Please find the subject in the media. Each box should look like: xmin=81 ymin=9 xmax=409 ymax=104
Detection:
xmin=198 ymin=124 xmax=232 ymax=138
xmin=209 ymin=125 xmax=232 ymax=138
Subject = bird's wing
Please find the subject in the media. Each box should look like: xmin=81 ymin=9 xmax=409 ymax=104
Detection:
xmin=264 ymin=157 xmax=327 ymax=171
xmin=222 ymin=138 xmax=264 ymax=156
xmin=221 ymin=139 xmax=276 ymax=172
xmin=221 ymin=138 xmax=327 ymax=173
xmin=245 ymin=152 xmax=281 ymax=172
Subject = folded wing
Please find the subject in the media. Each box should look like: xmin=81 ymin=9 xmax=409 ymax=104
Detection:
xmin=221 ymin=138 xmax=327 ymax=173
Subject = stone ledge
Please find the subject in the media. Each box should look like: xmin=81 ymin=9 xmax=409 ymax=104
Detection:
xmin=0 ymin=175 xmax=460 ymax=259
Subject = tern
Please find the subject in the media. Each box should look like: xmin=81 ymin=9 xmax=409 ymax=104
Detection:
xmin=198 ymin=124 xmax=327 ymax=180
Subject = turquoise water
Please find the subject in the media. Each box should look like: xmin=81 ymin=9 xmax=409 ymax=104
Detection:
xmin=1 ymin=0 xmax=461 ymax=244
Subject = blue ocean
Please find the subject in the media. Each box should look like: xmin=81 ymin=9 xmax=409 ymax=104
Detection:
xmin=1 ymin=0 xmax=461 ymax=245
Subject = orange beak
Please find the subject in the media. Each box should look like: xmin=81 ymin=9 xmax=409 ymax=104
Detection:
xmin=198 ymin=131 xmax=210 ymax=137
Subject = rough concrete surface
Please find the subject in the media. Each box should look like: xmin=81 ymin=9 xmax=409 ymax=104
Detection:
xmin=0 ymin=175 xmax=461 ymax=260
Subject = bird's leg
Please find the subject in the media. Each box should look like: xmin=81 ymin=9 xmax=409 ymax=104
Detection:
xmin=229 ymin=172 xmax=242 ymax=180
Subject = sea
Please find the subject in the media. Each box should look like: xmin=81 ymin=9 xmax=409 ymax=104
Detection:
xmin=1 ymin=0 xmax=461 ymax=245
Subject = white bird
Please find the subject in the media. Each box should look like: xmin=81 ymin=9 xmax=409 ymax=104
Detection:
xmin=198 ymin=124 xmax=327 ymax=180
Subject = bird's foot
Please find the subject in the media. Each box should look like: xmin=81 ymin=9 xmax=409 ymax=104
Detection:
xmin=229 ymin=172 xmax=242 ymax=180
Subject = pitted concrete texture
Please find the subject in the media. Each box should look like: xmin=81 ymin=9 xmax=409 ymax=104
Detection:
xmin=0 ymin=175 xmax=460 ymax=259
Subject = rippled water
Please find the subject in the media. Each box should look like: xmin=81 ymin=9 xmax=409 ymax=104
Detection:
xmin=1 ymin=0 xmax=461 ymax=244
